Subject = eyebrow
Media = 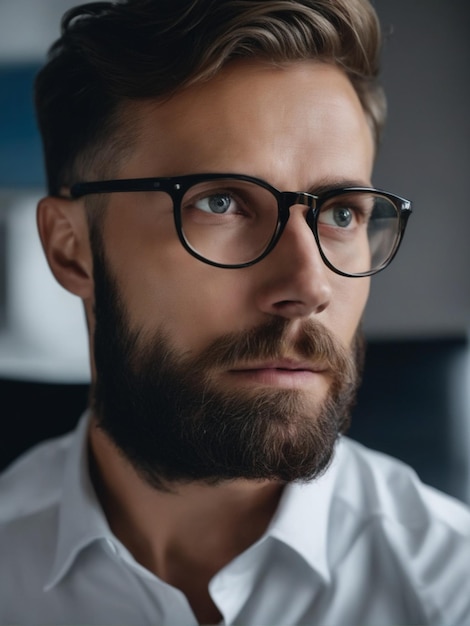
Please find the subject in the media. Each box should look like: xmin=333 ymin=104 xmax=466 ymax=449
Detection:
xmin=306 ymin=178 xmax=373 ymax=195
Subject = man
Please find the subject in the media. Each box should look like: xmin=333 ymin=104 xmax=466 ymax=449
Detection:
xmin=1 ymin=0 xmax=469 ymax=624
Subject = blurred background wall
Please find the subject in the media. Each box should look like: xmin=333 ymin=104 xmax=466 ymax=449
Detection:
xmin=0 ymin=0 xmax=469 ymax=381
xmin=365 ymin=0 xmax=470 ymax=338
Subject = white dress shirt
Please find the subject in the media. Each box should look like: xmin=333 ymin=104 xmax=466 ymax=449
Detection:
xmin=1 ymin=412 xmax=470 ymax=625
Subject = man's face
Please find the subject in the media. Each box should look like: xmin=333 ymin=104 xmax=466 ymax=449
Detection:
xmin=90 ymin=60 xmax=374 ymax=487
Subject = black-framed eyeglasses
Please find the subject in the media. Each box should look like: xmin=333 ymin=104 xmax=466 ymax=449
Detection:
xmin=70 ymin=173 xmax=412 ymax=277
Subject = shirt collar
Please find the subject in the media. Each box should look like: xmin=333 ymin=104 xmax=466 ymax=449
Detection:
xmin=264 ymin=441 xmax=343 ymax=584
xmin=45 ymin=411 xmax=111 ymax=590
xmin=46 ymin=413 xmax=342 ymax=588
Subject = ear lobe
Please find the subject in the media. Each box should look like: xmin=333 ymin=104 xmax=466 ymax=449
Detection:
xmin=37 ymin=196 xmax=94 ymax=299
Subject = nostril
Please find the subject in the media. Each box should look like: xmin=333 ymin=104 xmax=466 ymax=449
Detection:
xmin=315 ymin=301 xmax=328 ymax=315
xmin=271 ymin=294 xmax=329 ymax=318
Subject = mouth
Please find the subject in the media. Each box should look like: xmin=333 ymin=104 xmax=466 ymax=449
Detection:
xmin=233 ymin=358 xmax=326 ymax=372
xmin=227 ymin=359 xmax=329 ymax=389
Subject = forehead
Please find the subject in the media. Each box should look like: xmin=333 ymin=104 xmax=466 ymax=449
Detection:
xmin=117 ymin=59 xmax=374 ymax=186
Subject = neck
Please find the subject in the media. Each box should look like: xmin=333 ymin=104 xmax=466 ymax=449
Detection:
xmin=88 ymin=415 xmax=284 ymax=622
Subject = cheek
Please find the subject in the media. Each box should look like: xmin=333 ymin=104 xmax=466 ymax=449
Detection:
xmin=330 ymin=277 xmax=370 ymax=344
xmin=109 ymin=230 xmax=253 ymax=356
xmin=144 ymin=267 xmax=253 ymax=355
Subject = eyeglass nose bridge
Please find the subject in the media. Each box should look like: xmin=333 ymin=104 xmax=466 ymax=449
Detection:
xmin=278 ymin=190 xmax=318 ymax=232
xmin=279 ymin=190 xmax=317 ymax=208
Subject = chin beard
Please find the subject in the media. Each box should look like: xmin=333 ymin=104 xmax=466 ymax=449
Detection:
xmin=90 ymin=240 xmax=363 ymax=491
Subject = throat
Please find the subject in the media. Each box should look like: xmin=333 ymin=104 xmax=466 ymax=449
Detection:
xmin=88 ymin=422 xmax=285 ymax=622
xmin=168 ymin=569 xmax=223 ymax=625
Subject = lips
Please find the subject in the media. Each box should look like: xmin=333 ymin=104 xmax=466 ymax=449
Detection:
xmin=230 ymin=358 xmax=327 ymax=374
xmin=225 ymin=361 xmax=328 ymax=390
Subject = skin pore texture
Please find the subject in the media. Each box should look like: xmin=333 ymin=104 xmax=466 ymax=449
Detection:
xmin=38 ymin=59 xmax=374 ymax=624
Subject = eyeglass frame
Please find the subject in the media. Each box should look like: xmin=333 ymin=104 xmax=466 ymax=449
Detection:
xmin=70 ymin=172 xmax=412 ymax=277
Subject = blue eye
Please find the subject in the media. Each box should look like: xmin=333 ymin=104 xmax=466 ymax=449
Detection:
xmin=195 ymin=194 xmax=233 ymax=214
xmin=332 ymin=207 xmax=353 ymax=227
xmin=319 ymin=205 xmax=360 ymax=229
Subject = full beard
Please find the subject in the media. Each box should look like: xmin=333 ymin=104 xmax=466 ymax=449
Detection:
xmin=90 ymin=242 xmax=364 ymax=491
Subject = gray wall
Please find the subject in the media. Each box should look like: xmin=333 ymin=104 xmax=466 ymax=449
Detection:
xmin=365 ymin=0 xmax=470 ymax=337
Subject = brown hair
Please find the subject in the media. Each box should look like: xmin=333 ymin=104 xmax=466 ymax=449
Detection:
xmin=35 ymin=0 xmax=385 ymax=195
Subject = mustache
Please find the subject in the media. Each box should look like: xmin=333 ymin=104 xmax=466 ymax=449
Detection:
xmin=183 ymin=317 xmax=357 ymax=385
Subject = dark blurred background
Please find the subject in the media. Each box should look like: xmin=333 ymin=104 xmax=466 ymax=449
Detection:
xmin=0 ymin=1 xmax=469 ymax=503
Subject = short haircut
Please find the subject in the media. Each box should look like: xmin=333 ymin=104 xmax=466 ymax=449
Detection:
xmin=35 ymin=0 xmax=385 ymax=196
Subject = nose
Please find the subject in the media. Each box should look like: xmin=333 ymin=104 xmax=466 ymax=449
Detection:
xmin=255 ymin=205 xmax=332 ymax=319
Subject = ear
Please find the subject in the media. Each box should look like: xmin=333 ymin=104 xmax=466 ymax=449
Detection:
xmin=37 ymin=196 xmax=94 ymax=300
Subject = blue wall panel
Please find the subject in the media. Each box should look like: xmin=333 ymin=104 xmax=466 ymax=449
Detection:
xmin=0 ymin=64 xmax=44 ymax=188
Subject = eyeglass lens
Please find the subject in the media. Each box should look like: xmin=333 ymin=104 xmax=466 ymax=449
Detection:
xmin=177 ymin=179 xmax=401 ymax=274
